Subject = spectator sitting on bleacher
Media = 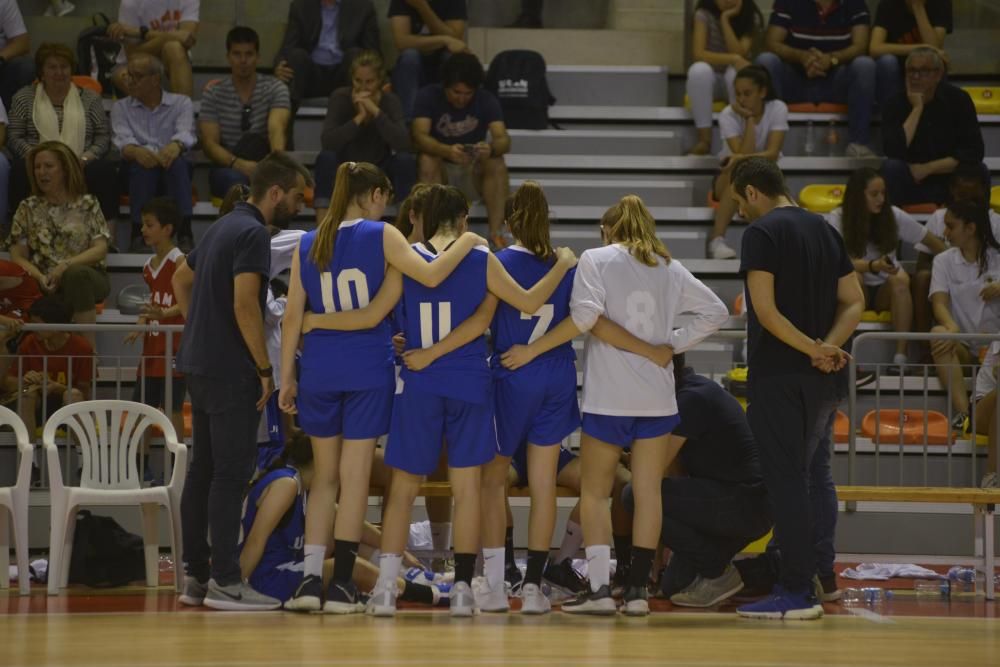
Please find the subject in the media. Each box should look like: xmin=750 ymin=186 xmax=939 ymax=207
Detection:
xmin=413 ymin=52 xmax=510 ymax=247
xmin=315 ymin=50 xmax=413 ymax=225
xmin=708 ymin=65 xmax=787 ymax=259
xmin=6 ymin=141 xmax=110 ymax=351
xmin=686 ymin=0 xmax=763 ymax=156
xmin=274 ymin=0 xmax=381 ymax=113
xmin=0 ymin=295 xmax=93 ymax=442
xmin=869 ymin=0 xmax=951 ymax=110
xmin=123 ymin=196 xmax=186 ymax=482
xmin=755 ymin=0 xmax=877 ymax=158
xmin=929 ymin=200 xmax=1000 ymax=430
xmin=107 ymin=0 xmax=200 ymax=98
xmin=881 ymin=47 xmax=985 ymax=208
xmin=973 ymin=341 xmax=999 ymax=488
xmin=388 ymin=0 xmax=469 ymax=122
xmin=0 ymin=258 xmax=41 ymax=329
xmin=0 ymin=0 xmax=34 ymax=109
xmin=6 ymin=42 xmax=119 ymax=228
xmin=111 ymin=53 xmax=196 ymax=253
xmin=826 ymin=167 xmax=945 ymax=371
xmin=198 ymin=27 xmax=291 ymax=200
xmin=912 ymin=165 xmax=1000 ymax=341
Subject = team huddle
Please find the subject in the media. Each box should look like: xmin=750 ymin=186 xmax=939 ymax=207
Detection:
xmin=196 ymin=158 xmax=730 ymax=617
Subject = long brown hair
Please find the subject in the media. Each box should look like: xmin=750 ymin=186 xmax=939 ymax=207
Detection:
xmin=600 ymin=195 xmax=670 ymax=267
xmin=841 ymin=168 xmax=897 ymax=258
xmin=421 ymin=186 xmax=468 ymax=252
xmin=27 ymin=141 xmax=87 ymax=198
xmin=506 ymin=180 xmax=554 ymax=262
xmin=310 ymin=161 xmax=390 ymax=268
xmin=395 ymin=183 xmax=434 ymax=240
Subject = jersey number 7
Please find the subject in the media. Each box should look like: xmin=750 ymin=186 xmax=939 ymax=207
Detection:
xmin=520 ymin=304 xmax=554 ymax=344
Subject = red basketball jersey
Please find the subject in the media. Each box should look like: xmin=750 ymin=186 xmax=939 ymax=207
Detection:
xmin=142 ymin=248 xmax=185 ymax=377
xmin=0 ymin=259 xmax=42 ymax=320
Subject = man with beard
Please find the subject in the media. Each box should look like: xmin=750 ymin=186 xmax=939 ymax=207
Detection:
xmin=171 ymin=152 xmax=313 ymax=611
xmin=730 ymin=157 xmax=862 ymax=621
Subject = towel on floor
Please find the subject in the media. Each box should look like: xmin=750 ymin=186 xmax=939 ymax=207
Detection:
xmin=841 ymin=563 xmax=942 ymax=580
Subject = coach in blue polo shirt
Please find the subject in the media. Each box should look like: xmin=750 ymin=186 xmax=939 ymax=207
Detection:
xmin=756 ymin=0 xmax=877 ymax=158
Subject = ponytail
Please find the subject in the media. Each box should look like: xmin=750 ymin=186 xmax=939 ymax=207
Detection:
xmin=395 ymin=183 xmax=434 ymax=240
xmin=601 ymin=195 xmax=670 ymax=267
xmin=310 ymin=161 xmax=390 ymax=268
xmin=948 ymin=199 xmax=1000 ymax=277
xmin=507 ymin=180 xmax=555 ymax=262
xmin=421 ymin=185 xmax=468 ymax=253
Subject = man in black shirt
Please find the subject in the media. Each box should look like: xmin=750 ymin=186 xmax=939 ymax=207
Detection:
xmin=881 ymin=47 xmax=986 ymax=207
xmin=172 ymin=152 xmax=313 ymax=611
xmin=731 ymin=157 xmax=863 ymax=620
xmin=620 ymin=356 xmax=771 ymax=608
xmin=869 ymin=0 xmax=952 ymax=107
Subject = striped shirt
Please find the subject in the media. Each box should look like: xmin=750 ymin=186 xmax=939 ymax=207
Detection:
xmin=198 ymin=75 xmax=290 ymax=151
xmin=769 ymin=0 xmax=871 ymax=54
xmin=6 ymin=83 xmax=111 ymax=159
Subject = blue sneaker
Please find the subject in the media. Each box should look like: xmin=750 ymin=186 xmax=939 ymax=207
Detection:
xmin=736 ymin=585 xmax=824 ymax=620
xmin=404 ymin=567 xmax=437 ymax=587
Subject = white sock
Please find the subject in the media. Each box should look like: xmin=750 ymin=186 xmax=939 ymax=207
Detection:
xmin=430 ymin=522 xmax=452 ymax=552
xmin=377 ymin=553 xmax=403 ymax=590
xmin=556 ymin=520 xmax=584 ymax=564
xmin=483 ymin=547 xmax=505 ymax=592
xmin=585 ymin=545 xmax=611 ymax=592
xmin=303 ymin=544 xmax=325 ymax=578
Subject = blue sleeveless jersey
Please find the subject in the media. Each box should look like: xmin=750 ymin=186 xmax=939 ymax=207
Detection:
xmin=399 ymin=243 xmax=491 ymax=403
xmin=491 ymin=246 xmax=576 ymax=378
xmin=240 ymin=467 xmax=305 ymax=572
xmin=297 ymin=219 xmax=394 ymax=390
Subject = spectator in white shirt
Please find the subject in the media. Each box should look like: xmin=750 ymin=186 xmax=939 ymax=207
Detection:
xmin=107 ymin=0 xmax=200 ymax=97
xmin=0 ymin=0 xmax=32 ymax=109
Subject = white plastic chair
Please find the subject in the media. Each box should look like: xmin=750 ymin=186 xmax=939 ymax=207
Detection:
xmin=0 ymin=406 xmax=32 ymax=595
xmin=44 ymin=400 xmax=188 ymax=595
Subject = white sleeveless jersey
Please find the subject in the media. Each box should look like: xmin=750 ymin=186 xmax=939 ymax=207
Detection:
xmin=570 ymin=244 xmax=728 ymax=416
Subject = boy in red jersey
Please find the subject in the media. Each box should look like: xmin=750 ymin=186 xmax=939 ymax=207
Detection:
xmin=0 ymin=258 xmax=42 ymax=329
xmin=124 ymin=197 xmax=186 ymax=483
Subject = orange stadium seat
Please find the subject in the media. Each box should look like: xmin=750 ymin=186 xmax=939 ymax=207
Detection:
xmin=786 ymin=102 xmax=848 ymax=114
xmin=962 ymin=86 xmax=1000 ymax=115
xmin=799 ymin=184 xmax=844 ymax=213
xmin=861 ymin=409 xmax=952 ymax=445
xmin=902 ymin=202 xmax=939 ymax=215
xmin=834 ymin=410 xmax=851 ymax=444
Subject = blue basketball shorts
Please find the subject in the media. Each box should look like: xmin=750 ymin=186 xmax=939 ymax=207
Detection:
xmin=296 ymin=382 xmax=394 ymax=440
xmin=250 ymin=560 xmax=304 ymax=604
xmin=581 ymin=412 xmax=681 ymax=449
xmin=510 ymin=443 xmax=577 ymax=487
xmin=494 ymin=358 xmax=580 ymax=458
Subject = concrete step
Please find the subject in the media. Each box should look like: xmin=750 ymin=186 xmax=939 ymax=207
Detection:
xmin=546 ymin=66 xmax=669 ymax=106
xmin=509 ymin=128 xmax=681 ymax=156
xmin=508 ymin=176 xmax=693 ymax=206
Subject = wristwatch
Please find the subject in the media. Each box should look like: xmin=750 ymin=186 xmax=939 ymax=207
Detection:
xmin=257 ymin=365 xmax=273 ymax=378
xmin=830 ymin=56 xmax=840 ymax=67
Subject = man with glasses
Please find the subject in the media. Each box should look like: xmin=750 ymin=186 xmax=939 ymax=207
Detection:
xmin=881 ymin=46 xmax=986 ymax=207
xmin=111 ymin=53 xmax=196 ymax=251
xmin=198 ymin=27 xmax=291 ymax=200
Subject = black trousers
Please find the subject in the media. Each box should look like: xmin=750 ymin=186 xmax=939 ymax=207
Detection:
xmin=181 ymin=373 xmax=262 ymax=585
xmin=283 ymin=48 xmax=358 ymax=106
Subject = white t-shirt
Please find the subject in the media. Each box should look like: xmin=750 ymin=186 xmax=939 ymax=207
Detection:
xmin=974 ymin=341 xmax=1000 ymax=402
xmin=0 ymin=98 xmax=7 ymax=125
xmin=570 ymin=245 xmax=728 ymax=417
xmin=116 ymin=0 xmax=200 ymax=64
xmin=718 ymin=100 xmax=789 ymax=158
xmin=826 ymin=206 xmax=927 ymax=286
xmin=0 ymin=0 xmax=26 ymax=52
xmin=915 ymin=208 xmax=1000 ymax=255
xmin=929 ymin=246 xmax=1000 ymax=334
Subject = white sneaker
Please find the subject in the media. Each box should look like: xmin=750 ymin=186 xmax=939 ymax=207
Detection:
xmin=178 ymin=576 xmax=208 ymax=606
xmin=203 ymin=579 xmax=281 ymax=611
xmin=520 ymin=583 xmax=551 ymax=615
xmin=450 ymin=581 xmax=477 ymax=617
xmin=708 ymin=237 xmax=737 ymax=260
xmin=670 ymin=566 xmax=743 ymax=608
xmin=845 ymin=143 xmax=878 ymax=159
xmin=476 ymin=581 xmax=510 ymax=613
xmin=366 ymin=581 xmax=398 ymax=617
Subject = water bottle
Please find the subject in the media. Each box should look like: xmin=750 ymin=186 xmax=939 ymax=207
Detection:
xmin=804 ymin=120 xmax=816 ymax=157
xmin=825 ymin=120 xmax=839 ymax=156
xmin=841 ymin=587 xmax=892 ymax=607
xmin=913 ymin=579 xmax=949 ymax=599
xmin=947 ymin=566 xmax=982 ymax=600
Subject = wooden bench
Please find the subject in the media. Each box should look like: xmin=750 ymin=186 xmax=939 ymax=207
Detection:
xmin=370 ymin=482 xmax=998 ymax=600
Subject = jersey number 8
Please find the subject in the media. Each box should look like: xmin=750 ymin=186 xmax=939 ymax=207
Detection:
xmin=625 ymin=291 xmax=656 ymax=338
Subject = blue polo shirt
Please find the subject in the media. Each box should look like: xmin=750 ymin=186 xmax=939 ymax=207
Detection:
xmin=769 ymin=0 xmax=871 ymax=53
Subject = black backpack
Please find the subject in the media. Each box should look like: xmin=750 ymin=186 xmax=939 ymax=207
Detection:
xmin=76 ymin=13 xmax=121 ymax=95
xmin=68 ymin=510 xmax=147 ymax=588
xmin=485 ymin=50 xmax=556 ymax=130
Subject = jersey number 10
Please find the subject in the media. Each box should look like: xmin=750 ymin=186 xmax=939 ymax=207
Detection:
xmin=320 ymin=269 xmax=370 ymax=312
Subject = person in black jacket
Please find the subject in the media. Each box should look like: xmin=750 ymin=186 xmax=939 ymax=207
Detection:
xmin=881 ymin=46 xmax=987 ymax=207
xmin=274 ymin=0 xmax=381 ymax=109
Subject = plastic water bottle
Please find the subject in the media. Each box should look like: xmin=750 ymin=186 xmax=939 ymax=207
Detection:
xmin=947 ymin=566 xmax=982 ymax=600
xmin=841 ymin=587 xmax=892 ymax=607
xmin=913 ymin=579 xmax=949 ymax=599
xmin=804 ymin=120 xmax=817 ymax=156
xmin=825 ymin=120 xmax=839 ymax=156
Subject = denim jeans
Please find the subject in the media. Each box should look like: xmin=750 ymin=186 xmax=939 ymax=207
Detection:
xmin=756 ymin=52 xmax=876 ymax=146
xmin=124 ymin=159 xmax=194 ymax=229
xmin=875 ymin=54 xmax=903 ymax=111
xmin=209 ymin=167 xmax=251 ymax=200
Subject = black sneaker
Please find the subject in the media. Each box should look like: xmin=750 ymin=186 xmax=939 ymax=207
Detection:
xmin=561 ymin=584 xmax=617 ymax=615
xmin=284 ymin=574 xmax=323 ymax=612
xmin=323 ymin=580 xmax=366 ymax=614
xmin=622 ymin=585 xmax=650 ymax=616
xmin=543 ymin=558 xmax=588 ymax=595
xmin=611 ymin=563 xmax=631 ymax=598
xmin=504 ymin=563 xmax=523 ymax=596
xmin=951 ymin=412 xmax=969 ymax=432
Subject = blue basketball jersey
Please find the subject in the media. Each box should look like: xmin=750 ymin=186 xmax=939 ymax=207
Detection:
xmin=491 ymin=246 xmax=576 ymax=377
xmin=297 ymin=219 xmax=394 ymax=390
xmin=240 ymin=467 xmax=305 ymax=572
xmin=399 ymin=243 xmax=491 ymax=403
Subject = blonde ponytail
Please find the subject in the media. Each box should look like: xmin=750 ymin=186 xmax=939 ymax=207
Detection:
xmin=310 ymin=161 xmax=390 ymax=268
xmin=601 ymin=195 xmax=670 ymax=267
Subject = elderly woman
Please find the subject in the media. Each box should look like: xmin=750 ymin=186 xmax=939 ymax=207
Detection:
xmin=7 ymin=141 xmax=110 ymax=349
xmin=6 ymin=42 xmax=118 ymax=226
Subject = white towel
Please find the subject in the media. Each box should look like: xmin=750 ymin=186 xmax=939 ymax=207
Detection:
xmin=841 ymin=562 xmax=942 ymax=580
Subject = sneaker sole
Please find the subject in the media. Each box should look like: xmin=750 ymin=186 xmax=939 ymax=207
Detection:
xmin=322 ymin=601 xmax=365 ymax=614
xmin=542 ymin=578 xmax=586 ymax=598
xmin=521 ymin=604 xmax=551 ymax=615
xmin=366 ymin=603 xmax=398 ymax=617
xmin=178 ymin=595 xmax=205 ymax=607
xmin=284 ymin=596 xmax=322 ymax=612
xmin=450 ymin=606 xmax=476 ymax=617
xmin=737 ymin=604 xmax=824 ymax=621
xmin=561 ymin=601 xmax=618 ymax=616
xmin=203 ymin=598 xmax=281 ymax=612
xmin=622 ymin=600 xmax=649 ymax=616
xmin=670 ymin=581 xmax=744 ymax=608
